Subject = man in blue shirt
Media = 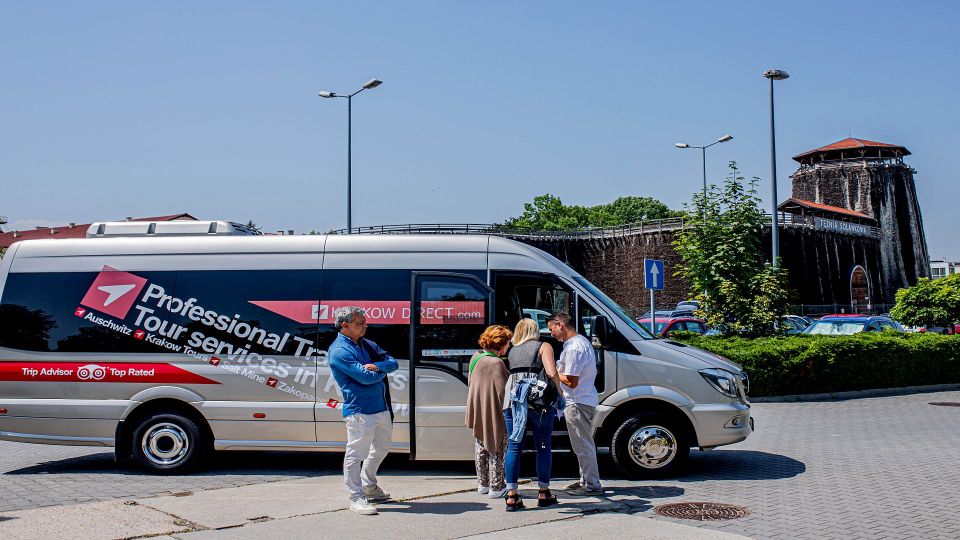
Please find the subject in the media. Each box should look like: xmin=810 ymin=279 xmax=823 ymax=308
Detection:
xmin=328 ymin=306 xmax=399 ymax=515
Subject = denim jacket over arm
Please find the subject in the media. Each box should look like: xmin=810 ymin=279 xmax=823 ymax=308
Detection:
xmin=328 ymin=333 xmax=399 ymax=418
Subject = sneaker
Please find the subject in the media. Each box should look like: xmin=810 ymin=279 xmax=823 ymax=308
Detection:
xmin=565 ymin=481 xmax=584 ymax=490
xmin=566 ymin=485 xmax=603 ymax=497
xmin=363 ymin=486 xmax=391 ymax=503
xmin=350 ymin=498 xmax=378 ymax=515
xmin=477 ymin=485 xmax=490 ymax=495
xmin=487 ymin=486 xmax=508 ymax=499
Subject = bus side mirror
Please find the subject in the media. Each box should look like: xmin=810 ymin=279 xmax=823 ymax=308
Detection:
xmin=589 ymin=315 xmax=609 ymax=347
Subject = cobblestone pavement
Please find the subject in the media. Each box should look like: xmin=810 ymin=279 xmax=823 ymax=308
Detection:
xmin=2 ymin=391 xmax=959 ymax=539
xmin=612 ymin=390 xmax=960 ymax=539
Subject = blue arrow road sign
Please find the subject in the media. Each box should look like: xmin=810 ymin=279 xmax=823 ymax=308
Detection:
xmin=644 ymin=259 xmax=664 ymax=290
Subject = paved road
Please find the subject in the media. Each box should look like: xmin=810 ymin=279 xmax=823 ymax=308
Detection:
xmin=2 ymin=391 xmax=959 ymax=539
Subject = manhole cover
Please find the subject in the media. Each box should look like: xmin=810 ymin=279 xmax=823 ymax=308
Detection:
xmin=654 ymin=502 xmax=750 ymax=521
xmin=929 ymin=402 xmax=960 ymax=407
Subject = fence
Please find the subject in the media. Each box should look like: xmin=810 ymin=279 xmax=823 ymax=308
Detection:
xmin=332 ymin=214 xmax=881 ymax=240
xmin=789 ymin=304 xmax=895 ymax=317
xmin=623 ymin=304 xmax=895 ymax=320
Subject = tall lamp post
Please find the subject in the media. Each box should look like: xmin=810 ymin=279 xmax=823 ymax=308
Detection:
xmin=674 ymin=134 xmax=733 ymax=202
xmin=763 ymin=68 xmax=788 ymax=266
xmin=319 ymin=78 xmax=384 ymax=234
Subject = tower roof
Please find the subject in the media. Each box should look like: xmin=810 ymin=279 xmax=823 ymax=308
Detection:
xmin=793 ymin=137 xmax=910 ymax=164
xmin=778 ymin=197 xmax=874 ymax=222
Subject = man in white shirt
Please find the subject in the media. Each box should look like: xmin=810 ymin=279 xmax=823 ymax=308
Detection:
xmin=547 ymin=312 xmax=602 ymax=496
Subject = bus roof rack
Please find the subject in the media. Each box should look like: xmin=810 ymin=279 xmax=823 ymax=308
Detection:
xmin=86 ymin=220 xmax=263 ymax=238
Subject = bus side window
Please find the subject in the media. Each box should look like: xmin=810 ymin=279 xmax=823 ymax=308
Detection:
xmin=492 ymin=273 xmax=573 ymax=334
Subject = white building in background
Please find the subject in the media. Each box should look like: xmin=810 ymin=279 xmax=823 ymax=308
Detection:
xmin=930 ymin=258 xmax=959 ymax=279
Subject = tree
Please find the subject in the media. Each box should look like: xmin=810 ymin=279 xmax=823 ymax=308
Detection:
xmin=673 ymin=162 xmax=793 ymax=337
xmin=890 ymin=274 xmax=960 ymax=329
xmin=604 ymin=196 xmax=682 ymax=224
xmin=502 ymin=194 xmax=681 ymax=230
xmin=0 ymin=305 xmax=56 ymax=351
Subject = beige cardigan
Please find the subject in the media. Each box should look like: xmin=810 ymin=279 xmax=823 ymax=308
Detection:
xmin=464 ymin=353 xmax=509 ymax=453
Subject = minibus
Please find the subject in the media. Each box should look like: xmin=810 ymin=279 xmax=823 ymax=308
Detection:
xmin=0 ymin=221 xmax=752 ymax=476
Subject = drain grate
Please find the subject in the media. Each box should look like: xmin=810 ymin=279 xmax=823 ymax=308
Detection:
xmin=929 ymin=402 xmax=960 ymax=407
xmin=654 ymin=502 xmax=750 ymax=521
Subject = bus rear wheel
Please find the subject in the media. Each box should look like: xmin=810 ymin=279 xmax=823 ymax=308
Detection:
xmin=131 ymin=413 xmax=205 ymax=474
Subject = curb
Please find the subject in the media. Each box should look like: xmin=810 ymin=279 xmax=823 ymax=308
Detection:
xmin=751 ymin=383 xmax=960 ymax=403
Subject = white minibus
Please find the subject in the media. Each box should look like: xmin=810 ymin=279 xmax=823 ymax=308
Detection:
xmin=0 ymin=221 xmax=752 ymax=476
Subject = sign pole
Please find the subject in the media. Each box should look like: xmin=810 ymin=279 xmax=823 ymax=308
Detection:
xmin=644 ymin=258 xmax=664 ymax=337
xmin=650 ymin=289 xmax=656 ymax=335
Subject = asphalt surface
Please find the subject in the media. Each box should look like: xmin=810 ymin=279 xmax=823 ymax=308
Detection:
xmin=2 ymin=390 xmax=959 ymax=539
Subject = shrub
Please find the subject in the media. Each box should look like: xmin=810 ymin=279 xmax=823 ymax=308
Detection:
xmin=671 ymin=333 xmax=960 ymax=397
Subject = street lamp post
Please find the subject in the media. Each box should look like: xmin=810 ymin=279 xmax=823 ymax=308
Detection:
xmin=763 ymin=68 xmax=788 ymax=266
xmin=319 ymin=78 xmax=383 ymax=233
xmin=674 ymin=134 xmax=733 ymax=202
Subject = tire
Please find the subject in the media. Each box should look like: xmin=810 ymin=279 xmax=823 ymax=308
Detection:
xmin=114 ymin=431 xmax=133 ymax=466
xmin=610 ymin=412 xmax=690 ymax=479
xmin=130 ymin=412 xmax=206 ymax=474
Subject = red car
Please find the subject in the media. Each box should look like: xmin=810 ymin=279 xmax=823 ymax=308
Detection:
xmin=916 ymin=324 xmax=959 ymax=335
xmin=636 ymin=316 xmax=708 ymax=337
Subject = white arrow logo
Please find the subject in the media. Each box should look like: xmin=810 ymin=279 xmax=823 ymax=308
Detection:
xmin=649 ymin=263 xmax=660 ymax=288
xmin=97 ymin=284 xmax=136 ymax=306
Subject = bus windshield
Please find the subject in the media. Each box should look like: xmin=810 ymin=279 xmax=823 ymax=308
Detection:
xmin=574 ymin=277 xmax=655 ymax=340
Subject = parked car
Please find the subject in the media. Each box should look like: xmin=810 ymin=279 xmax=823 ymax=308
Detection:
xmin=522 ymin=308 xmax=553 ymax=335
xmin=702 ymin=315 xmax=808 ymax=336
xmin=780 ymin=315 xmax=810 ymax=335
xmin=637 ymin=316 xmax=708 ymax=337
xmin=639 ymin=309 xmax=695 ymax=319
xmin=915 ymin=324 xmax=958 ymax=335
xmin=803 ymin=316 xmax=905 ymax=336
xmin=675 ymin=300 xmax=700 ymax=312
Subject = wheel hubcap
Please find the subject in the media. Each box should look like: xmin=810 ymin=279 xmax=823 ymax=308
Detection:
xmin=627 ymin=425 xmax=677 ymax=469
xmin=141 ymin=423 xmax=189 ymax=466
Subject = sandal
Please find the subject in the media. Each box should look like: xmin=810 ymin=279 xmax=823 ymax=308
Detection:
xmin=537 ymin=489 xmax=558 ymax=508
xmin=505 ymin=491 xmax=524 ymax=512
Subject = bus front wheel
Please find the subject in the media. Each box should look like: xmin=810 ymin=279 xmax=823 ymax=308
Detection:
xmin=610 ymin=412 xmax=690 ymax=478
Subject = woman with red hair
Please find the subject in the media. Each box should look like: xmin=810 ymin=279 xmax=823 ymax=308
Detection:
xmin=465 ymin=325 xmax=512 ymax=500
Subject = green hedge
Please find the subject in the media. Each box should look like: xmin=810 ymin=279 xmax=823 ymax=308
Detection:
xmin=670 ymin=332 xmax=960 ymax=397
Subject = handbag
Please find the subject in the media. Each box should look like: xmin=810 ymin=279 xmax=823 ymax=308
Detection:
xmin=526 ymin=368 xmax=559 ymax=411
xmin=514 ymin=343 xmax=559 ymax=410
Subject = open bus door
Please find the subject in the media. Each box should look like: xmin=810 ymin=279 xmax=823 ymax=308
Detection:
xmin=408 ymin=272 xmax=492 ymax=460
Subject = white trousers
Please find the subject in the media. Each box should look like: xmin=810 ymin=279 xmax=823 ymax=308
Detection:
xmin=343 ymin=410 xmax=393 ymax=501
xmin=564 ymin=403 xmax=602 ymax=490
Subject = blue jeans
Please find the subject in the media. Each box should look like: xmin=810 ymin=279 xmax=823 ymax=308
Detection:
xmin=503 ymin=407 xmax=556 ymax=490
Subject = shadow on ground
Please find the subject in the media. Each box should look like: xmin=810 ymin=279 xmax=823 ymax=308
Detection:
xmin=5 ymin=448 xmax=803 ymax=484
xmin=551 ymin=449 xmax=805 ymax=483
xmin=678 ymin=449 xmax=806 ymax=481
xmin=377 ymin=501 xmax=492 ymax=515
xmin=4 ymin=451 xmax=474 ymax=477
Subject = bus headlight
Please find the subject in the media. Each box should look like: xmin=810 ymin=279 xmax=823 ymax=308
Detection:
xmin=699 ymin=368 xmax=739 ymax=398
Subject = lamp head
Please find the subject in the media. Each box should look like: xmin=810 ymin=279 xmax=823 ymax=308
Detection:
xmin=763 ymin=69 xmax=789 ymax=80
xmin=362 ymin=78 xmax=383 ymax=89
xmin=717 ymin=134 xmax=733 ymax=143
xmin=674 ymin=143 xmax=690 ymax=149
xmin=318 ymin=91 xmax=336 ymax=98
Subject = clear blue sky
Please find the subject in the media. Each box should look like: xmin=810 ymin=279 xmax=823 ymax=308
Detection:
xmin=2 ymin=1 xmax=958 ymax=257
